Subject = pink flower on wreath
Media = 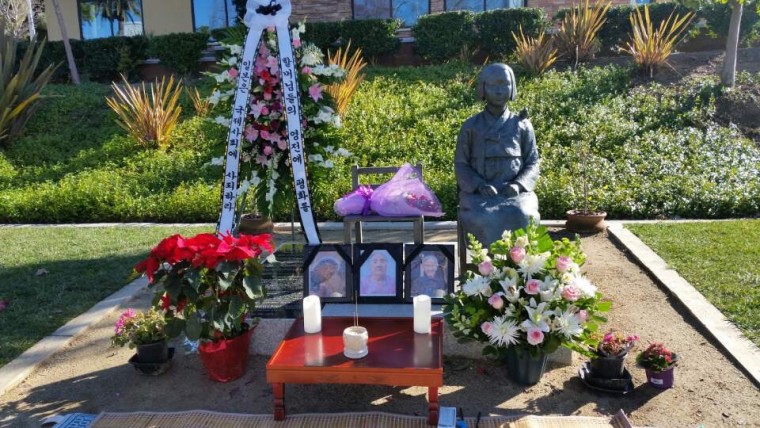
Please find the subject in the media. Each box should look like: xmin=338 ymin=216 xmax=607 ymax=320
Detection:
xmin=277 ymin=138 xmax=287 ymax=151
xmin=228 ymin=67 xmax=239 ymax=79
xmin=577 ymin=309 xmax=589 ymax=322
xmin=527 ymin=327 xmax=545 ymax=345
xmin=308 ymin=84 xmax=323 ymax=102
xmin=301 ymin=66 xmax=311 ymax=74
xmin=487 ymin=293 xmax=504 ymax=310
xmin=293 ymin=38 xmax=301 ymax=48
xmin=263 ymin=146 xmax=273 ymax=156
xmin=244 ymin=125 xmax=259 ymax=142
xmin=509 ymin=246 xmax=526 ymax=263
xmin=481 ymin=321 xmax=493 ymax=335
xmin=556 ymin=256 xmax=572 ymax=272
xmin=562 ymin=284 xmax=582 ymax=302
xmin=525 ymin=278 xmax=541 ymax=295
xmin=478 ymin=259 xmax=494 ymax=276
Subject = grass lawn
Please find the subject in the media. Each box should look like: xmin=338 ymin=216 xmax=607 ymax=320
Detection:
xmin=0 ymin=225 xmax=212 ymax=367
xmin=626 ymin=220 xmax=760 ymax=348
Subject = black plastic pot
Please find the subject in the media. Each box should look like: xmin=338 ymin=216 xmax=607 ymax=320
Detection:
xmin=136 ymin=340 xmax=169 ymax=363
xmin=589 ymin=352 xmax=627 ymax=379
xmin=504 ymin=347 xmax=549 ymax=385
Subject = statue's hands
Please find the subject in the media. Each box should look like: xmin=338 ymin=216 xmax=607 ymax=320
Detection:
xmin=479 ymin=185 xmax=498 ymax=197
xmin=504 ymin=184 xmax=520 ymax=198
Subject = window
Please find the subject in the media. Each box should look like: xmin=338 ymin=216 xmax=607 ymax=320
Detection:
xmin=78 ymin=0 xmax=144 ymax=40
xmin=192 ymin=0 xmax=237 ymax=31
xmin=353 ymin=0 xmax=429 ymax=27
xmin=446 ymin=0 xmax=524 ymax=12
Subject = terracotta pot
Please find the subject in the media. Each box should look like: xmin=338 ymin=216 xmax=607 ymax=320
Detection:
xmin=504 ymin=347 xmax=549 ymax=385
xmin=198 ymin=327 xmax=255 ymax=383
xmin=565 ymin=209 xmax=607 ymax=233
xmin=136 ymin=340 xmax=169 ymax=364
xmin=238 ymin=213 xmax=274 ymax=235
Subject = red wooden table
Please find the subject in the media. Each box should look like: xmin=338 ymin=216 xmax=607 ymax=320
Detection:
xmin=266 ymin=316 xmax=443 ymax=425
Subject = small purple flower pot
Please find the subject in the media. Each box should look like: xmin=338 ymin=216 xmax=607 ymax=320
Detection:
xmin=645 ymin=366 xmax=675 ymax=389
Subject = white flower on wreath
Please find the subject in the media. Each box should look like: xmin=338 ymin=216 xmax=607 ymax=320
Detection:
xmin=486 ymin=315 xmax=520 ymax=347
xmin=518 ymin=252 xmax=549 ymax=278
xmin=462 ymin=276 xmax=492 ymax=298
xmin=515 ymin=236 xmax=529 ymax=248
xmin=571 ymin=275 xmax=597 ymax=297
xmin=553 ymin=309 xmax=584 ymax=338
xmin=520 ymin=299 xmax=551 ymax=333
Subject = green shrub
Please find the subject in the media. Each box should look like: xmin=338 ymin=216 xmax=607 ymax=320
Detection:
xmin=148 ymin=32 xmax=209 ymax=76
xmin=696 ymin=1 xmax=760 ymax=45
xmin=593 ymin=3 xmax=694 ymax=52
xmin=339 ymin=19 xmax=402 ymax=60
xmin=413 ymin=11 xmax=476 ymax=63
xmin=82 ymin=35 xmax=149 ymax=82
xmin=304 ymin=21 xmax=344 ymax=52
xmin=17 ymin=39 xmax=85 ymax=83
xmin=473 ymin=8 xmax=548 ymax=60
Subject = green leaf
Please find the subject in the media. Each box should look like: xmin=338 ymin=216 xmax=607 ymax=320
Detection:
xmin=165 ymin=317 xmax=185 ymax=338
xmin=185 ymin=313 xmax=202 ymax=341
xmin=242 ymin=275 xmax=265 ymax=300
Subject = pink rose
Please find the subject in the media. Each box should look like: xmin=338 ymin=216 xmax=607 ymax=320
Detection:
xmin=556 ymin=256 xmax=571 ymax=272
xmin=277 ymin=138 xmax=287 ymax=151
xmin=301 ymin=66 xmax=311 ymax=74
xmin=260 ymin=106 xmax=269 ymax=116
xmin=481 ymin=322 xmax=493 ymax=335
xmin=228 ymin=67 xmax=238 ymax=79
xmin=510 ymin=246 xmax=526 ymax=263
xmin=478 ymin=260 xmax=494 ymax=276
xmin=577 ymin=310 xmax=589 ymax=322
xmin=562 ymin=284 xmax=582 ymax=302
xmin=527 ymin=327 xmax=545 ymax=345
xmin=293 ymin=38 xmax=302 ymax=48
xmin=487 ymin=294 xmax=504 ymax=310
xmin=525 ymin=279 xmax=541 ymax=295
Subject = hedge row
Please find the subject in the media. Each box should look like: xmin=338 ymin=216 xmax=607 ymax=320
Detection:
xmin=18 ymin=32 xmax=209 ymax=83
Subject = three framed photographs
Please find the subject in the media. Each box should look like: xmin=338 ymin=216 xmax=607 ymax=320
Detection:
xmin=302 ymin=243 xmax=455 ymax=303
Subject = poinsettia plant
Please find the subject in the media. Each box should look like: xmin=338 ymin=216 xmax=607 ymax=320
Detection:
xmin=443 ymin=220 xmax=611 ymax=358
xmin=132 ymin=232 xmax=275 ymax=342
xmin=207 ymin=23 xmax=351 ymax=216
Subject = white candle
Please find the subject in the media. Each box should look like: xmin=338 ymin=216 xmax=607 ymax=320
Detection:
xmin=303 ymin=295 xmax=321 ymax=334
xmin=413 ymin=295 xmax=431 ymax=334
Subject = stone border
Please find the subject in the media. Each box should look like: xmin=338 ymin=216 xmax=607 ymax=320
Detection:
xmin=0 ymin=278 xmax=149 ymax=396
xmin=607 ymin=222 xmax=760 ymax=387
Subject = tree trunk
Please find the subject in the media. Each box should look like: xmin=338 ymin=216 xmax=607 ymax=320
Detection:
xmin=51 ymin=0 xmax=80 ymax=85
xmin=720 ymin=0 xmax=743 ymax=87
xmin=26 ymin=0 xmax=35 ymax=39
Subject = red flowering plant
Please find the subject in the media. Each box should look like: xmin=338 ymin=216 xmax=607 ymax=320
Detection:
xmin=132 ymin=232 xmax=275 ymax=342
xmin=207 ymin=23 xmax=351 ymax=216
xmin=636 ymin=342 xmax=679 ymax=372
xmin=596 ymin=329 xmax=640 ymax=357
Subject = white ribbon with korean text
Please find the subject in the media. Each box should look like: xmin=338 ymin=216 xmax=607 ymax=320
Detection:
xmin=217 ymin=0 xmax=321 ymax=244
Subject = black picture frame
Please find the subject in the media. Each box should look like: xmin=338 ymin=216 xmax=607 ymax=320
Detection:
xmin=303 ymin=244 xmax=353 ymax=303
xmin=403 ymin=244 xmax=455 ymax=303
xmin=353 ymin=244 xmax=404 ymax=303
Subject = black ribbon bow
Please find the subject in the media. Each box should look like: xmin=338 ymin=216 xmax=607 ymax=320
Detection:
xmin=256 ymin=0 xmax=282 ymax=16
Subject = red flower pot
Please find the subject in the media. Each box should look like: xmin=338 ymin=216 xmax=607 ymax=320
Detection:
xmin=198 ymin=327 xmax=254 ymax=383
xmin=645 ymin=366 xmax=675 ymax=389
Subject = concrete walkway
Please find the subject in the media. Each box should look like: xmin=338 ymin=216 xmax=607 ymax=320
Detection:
xmin=1 ymin=220 xmax=759 ymax=400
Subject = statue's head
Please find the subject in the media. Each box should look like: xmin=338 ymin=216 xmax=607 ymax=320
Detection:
xmin=476 ymin=63 xmax=517 ymax=103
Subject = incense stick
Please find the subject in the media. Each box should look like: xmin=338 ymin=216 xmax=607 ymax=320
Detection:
xmin=354 ymin=289 xmax=359 ymax=327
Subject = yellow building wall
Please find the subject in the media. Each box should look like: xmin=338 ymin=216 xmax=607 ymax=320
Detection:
xmin=143 ymin=0 xmax=194 ymax=36
xmin=44 ymin=0 xmax=82 ymax=41
xmin=45 ymin=0 xmax=195 ymax=41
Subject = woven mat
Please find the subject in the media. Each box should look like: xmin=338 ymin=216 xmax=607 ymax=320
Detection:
xmin=90 ymin=410 xmax=634 ymax=428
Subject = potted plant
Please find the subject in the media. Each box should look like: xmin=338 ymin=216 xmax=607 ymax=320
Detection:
xmin=111 ymin=308 xmax=171 ymax=374
xmin=589 ymin=329 xmax=640 ymax=379
xmin=636 ymin=342 xmax=679 ymax=389
xmin=443 ymin=219 xmax=611 ymax=385
xmin=566 ymin=138 xmax=607 ymax=233
xmin=133 ymin=231 xmax=275 ymax=382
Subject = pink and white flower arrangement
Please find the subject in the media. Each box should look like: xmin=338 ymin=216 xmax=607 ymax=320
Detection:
xmin=443 ymin=220 xmax=610 ymax=358
xmin=206 ymin=23 xmax=351 ymax=215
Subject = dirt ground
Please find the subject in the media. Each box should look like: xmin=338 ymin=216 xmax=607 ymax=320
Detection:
xmin=1 ymin=228 xmax=759 ymax=428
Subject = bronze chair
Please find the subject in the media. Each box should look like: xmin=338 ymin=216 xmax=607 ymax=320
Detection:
xmin=342 ymin=164 xmax=425 ymax=244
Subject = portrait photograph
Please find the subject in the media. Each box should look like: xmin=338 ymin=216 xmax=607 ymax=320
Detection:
xmin=353 ymin=244 xmax=403 ymax=303
xmin=404 ymin=244 xmax=455 ymax=303
xmin=303 ymin=245 xmax=353 ymax=303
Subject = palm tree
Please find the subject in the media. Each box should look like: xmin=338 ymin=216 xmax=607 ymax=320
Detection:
xmin=80 ymin=0 xmax=141 ymax=37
